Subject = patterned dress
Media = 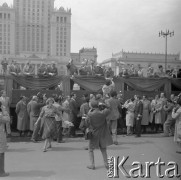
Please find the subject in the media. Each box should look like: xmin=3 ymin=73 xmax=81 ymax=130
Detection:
xmin=39 ymin=105 xmax=58 ymax=139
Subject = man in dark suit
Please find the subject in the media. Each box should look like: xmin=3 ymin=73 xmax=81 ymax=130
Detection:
xmin=134 ymin=95 xmax=143 ymax=137
xmin=69 ymin=92 xmax=78 ymax=137
xmin=31 ymin=93 xmax=46 ymax=142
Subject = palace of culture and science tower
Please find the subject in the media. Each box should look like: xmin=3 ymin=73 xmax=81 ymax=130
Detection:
xmin=0 ymin=0 xmax=72 ymax=75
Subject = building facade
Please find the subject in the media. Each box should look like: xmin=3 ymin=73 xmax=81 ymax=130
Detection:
xmin=0 ymin=1 xmax=71 ymax=75
xmin=71 ymin=47 xmax=97 ymax=67
xmin=101 ymin=50 xmax=181 ymax=76
xmin=51 ymin=7 xmax=71 ymax=59
xmin=0 ymin=3 xmax=15 ymax=56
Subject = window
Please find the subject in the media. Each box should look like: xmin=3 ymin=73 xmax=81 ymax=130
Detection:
xmin=4 ymin=14 xmax=6 ymax=19
xmin=0 ymin=13 xmax=2 ymax=19
xmin=8 ymin=14 xmax=10 ymax=19
xmin=57 ymin=17 xmax=59 ymax=22
xmin=64 ymin=17 xmax=67 ymax=23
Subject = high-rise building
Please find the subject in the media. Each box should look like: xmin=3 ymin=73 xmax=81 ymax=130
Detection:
xmin=0 ymin=0 xmax=71 ymax=59
xmin=0 ymin=0 xmax=72 ymax=75
xmin=13 ymin=0 xmax=71 ymax=59
xmin=0 ymin=3 xmax=15 ymax=56
xmin=51 ymin=7 xmax=71 ymax=58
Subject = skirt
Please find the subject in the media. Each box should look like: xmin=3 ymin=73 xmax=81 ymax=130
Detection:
xmin=42 ymin=117 xmax=56 ymax=139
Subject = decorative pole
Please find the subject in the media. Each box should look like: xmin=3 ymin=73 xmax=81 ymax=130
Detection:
xmin=159 ymin=30 xmax=174 ymax=72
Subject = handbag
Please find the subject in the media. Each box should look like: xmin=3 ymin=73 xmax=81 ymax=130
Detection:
xmin=0 ymin=114 xmax=10 ymax=123
xmin=85 ymin=128 xmax=93 ymax=140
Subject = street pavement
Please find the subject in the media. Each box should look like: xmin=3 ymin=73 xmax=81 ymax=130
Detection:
xmin=2 ymin=133 xmax=181 ymax=180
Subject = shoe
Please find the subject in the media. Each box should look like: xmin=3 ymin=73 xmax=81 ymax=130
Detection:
xmin=162 ymin=134 xmax=169 ymax=137
xmin=43 ymin=149 xmax=47 ymax=152
xmin=113 ymin=141 xmax=118 ymax=145
xmin=176 ymin=151 xmax=181 ymax=154
xmin=57 ymin=140 xmax=65 ymax=143
xmin=7 ymin=134 xmax=11 ymax=138
xmin=47 ymin=144 xmax=52 ymax=149
xmin=84 ymin=147 xmax=88 ymax=150
xmin=31 ymin=138 xmax=37 ymax=143
xmin=87 ymin=165 xmax=95 ymax=170
xmin=0 ymin=172 xmax=9 ymax=177
xmin=135 ymin=135 xmax=141 ymax=138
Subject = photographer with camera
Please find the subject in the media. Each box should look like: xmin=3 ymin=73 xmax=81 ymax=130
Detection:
xmin=85 ymin=100 xmax=113 ymax=170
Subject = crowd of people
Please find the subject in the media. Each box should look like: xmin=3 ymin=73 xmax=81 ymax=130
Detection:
xmin=119 ymin=64 xmax=181 ymax=78
xmin=1 ymin=57 xmax=181 ymax=79
xmin=67 ymin=58 xmax=181 ymax=78
xmin=11 ymin=81 xmax=181 ymax=154
xmin=0 ymin=78 xmax=181 ymax=176
xmin=0 ymin=59 xmax=58 ymax=77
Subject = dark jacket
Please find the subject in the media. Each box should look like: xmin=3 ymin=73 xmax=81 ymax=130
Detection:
xmin=134 ymin=101 xmax=143 ymax=119
xmin=87 ymin=108 xmax=113 ymax=149
xmin=69 ymin=98 xmax=78 ymax=122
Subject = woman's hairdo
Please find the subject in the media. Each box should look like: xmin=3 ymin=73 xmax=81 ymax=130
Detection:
xmin=46 ymin=98 xmax=54 ymax=105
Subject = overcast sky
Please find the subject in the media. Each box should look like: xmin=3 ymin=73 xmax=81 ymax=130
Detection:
xmin=1 ymin=0 xmax=181 ymax=62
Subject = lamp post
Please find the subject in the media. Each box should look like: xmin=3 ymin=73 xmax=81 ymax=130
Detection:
xmin=159 ymin=30 xmax=174 ymax=72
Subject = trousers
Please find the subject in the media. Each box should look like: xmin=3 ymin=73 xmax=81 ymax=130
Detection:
xmin=0 ymin=153 xmax=5 ymax=174
xmin=32 ymin=119 xmax=41 ymax=140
